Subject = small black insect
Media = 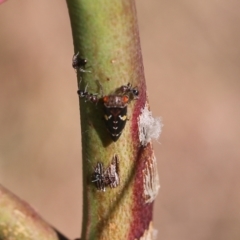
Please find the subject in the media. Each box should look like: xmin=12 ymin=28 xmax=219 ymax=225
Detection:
xmin=77 ymin=84 xmax=98 ymax=103
xmin=72 ymin=52 xmax=90 ymax=72
xmin=77 ymin=82 xmax=138 ymax=141
xmin=103 ymin=95 xmax=129 ymax=141
xmin=119 ymin=83 xmax=139 ymax=99
xmin=92 ymin=154 xmax=119 ymax=191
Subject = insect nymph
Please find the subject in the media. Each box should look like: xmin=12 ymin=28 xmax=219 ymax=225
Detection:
xmin=102 ymin=94 xmax=130 ymax=141
xmin=92 ymin=154 xmax=119 ymax=191
xmin=77 ymin=82 xmax=139 ymax=142
xmin=72 ymin=52 xmax=90 ymax=73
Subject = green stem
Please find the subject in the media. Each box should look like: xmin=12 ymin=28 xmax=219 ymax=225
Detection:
xmin=0 ymin=184 xmax=68 ymax=240
xmin=66 ymin=1 xmax=158 ymax=239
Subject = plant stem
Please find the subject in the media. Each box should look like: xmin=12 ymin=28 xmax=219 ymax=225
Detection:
xmin=0 ymin=184 xmax=68 ymax=240
xmin=66 ymin=1 xmax=159 ymax=239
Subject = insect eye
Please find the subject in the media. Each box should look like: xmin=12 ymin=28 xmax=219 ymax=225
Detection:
xmin=122 ymin=95 xmax=129 ymax=103
xmin=103 ymin=96 xmax=109 ymax=103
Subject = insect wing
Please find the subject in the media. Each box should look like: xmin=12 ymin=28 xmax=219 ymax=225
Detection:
xmin=104 ymin=107 xmax=127 ymax=141
xmin=105 ymin=155 xmax=119 ymax=188
xmin=92 ymin=162 xmax=105 ymax=191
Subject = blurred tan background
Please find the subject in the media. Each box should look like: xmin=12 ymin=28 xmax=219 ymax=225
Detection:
xmin=0 ymin=0 xmax=240 ymax=239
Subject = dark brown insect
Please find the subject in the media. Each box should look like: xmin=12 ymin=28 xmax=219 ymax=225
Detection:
xmin=77 ymin=82 xmax=139 ymax=141
xmin=72 ymin=52 xmax=90 ymax=73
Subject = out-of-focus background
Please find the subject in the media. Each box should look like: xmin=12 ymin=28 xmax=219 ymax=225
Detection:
xmin=0 ymin=0 xmax=240 ymax=239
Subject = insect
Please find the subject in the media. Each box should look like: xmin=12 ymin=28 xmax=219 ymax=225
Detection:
xmin=77 ymin=81 xmax=139 ymax=141
xmin=72 ymin=52 xmax=91 ymax=72
xmin=102 ymin=94 xmax=130 ymax=141
xmin=92 ymin=154 xmax=119 ymax=191
xmin=77 ymin=84 xmax=98 ymax=103
xmin=118 ymin=83 xmax=139 ymax=99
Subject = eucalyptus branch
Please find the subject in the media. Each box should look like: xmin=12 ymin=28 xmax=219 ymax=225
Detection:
xmin=0 ymin=184 xmax=69 ymax=240
xmin=66 ymin=1 xmax=161 ymax=240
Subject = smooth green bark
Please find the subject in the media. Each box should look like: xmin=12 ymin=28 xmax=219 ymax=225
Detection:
xmin=0 ymin=184 xmax=65 ymax=240
xmin=66 ymin=1 xmax=156 ymax=240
